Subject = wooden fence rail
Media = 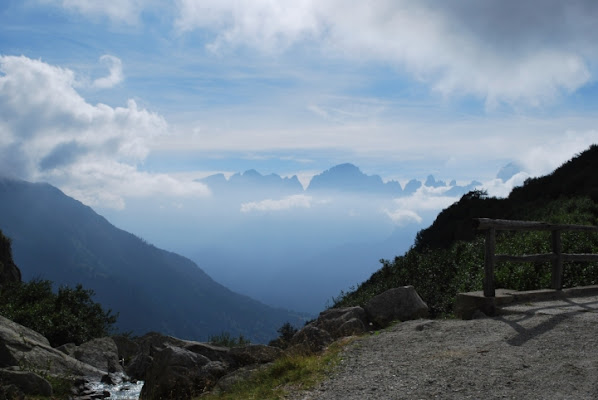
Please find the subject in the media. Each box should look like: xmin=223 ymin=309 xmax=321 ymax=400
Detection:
xmin=473 ymin=218 xmax=598 ymax=297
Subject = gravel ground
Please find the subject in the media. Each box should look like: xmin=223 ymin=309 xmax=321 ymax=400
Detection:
xmin=288 ymin=296 xmax=598 ymax=400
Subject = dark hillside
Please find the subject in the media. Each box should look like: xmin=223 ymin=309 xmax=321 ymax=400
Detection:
xmin=0 ymin=178 xmax=305 ymax=342
xmin=414 ymin=144 xmax=598 ymax=251
xmin=0 ymin=229 xmax=20 ymax=285
xmin=334 ymin=145 xmax=598 ymax=316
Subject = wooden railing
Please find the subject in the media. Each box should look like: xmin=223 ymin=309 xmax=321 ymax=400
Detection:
xmin=473 ymin=218 xmax=598 ymax=297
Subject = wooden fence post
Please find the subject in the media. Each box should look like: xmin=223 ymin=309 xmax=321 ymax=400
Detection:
xmin=484 ymin=227 xmax=496 ymax=297
xmin=552 ymin=229 xmax=563 ymax=290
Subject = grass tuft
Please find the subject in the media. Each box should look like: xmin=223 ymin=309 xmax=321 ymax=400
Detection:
xmin=199 ymin=339 xmax=352 ymax=400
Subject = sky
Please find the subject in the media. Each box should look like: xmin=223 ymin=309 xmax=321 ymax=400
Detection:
xmin=1 ymin=0 xmax=598 ymax=211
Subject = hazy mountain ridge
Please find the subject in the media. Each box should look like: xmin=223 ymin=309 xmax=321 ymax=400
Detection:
xmin=198 ymin=163 xmax=482 ymax=198
xmin=0 ymin=178 xmax=306 ymax=343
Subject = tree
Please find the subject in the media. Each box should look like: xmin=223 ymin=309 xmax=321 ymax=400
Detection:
xmin=0 ymin=279 xmax=117 ymax=347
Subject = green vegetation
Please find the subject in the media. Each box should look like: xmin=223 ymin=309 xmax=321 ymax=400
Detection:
xmin=0 ymin=279 xmax=117 ymax=347
xmin=208 ymin=331 xmax=251 ymax=348
xmin=199 ymin=338 xmax=350 ymax=400
xmin=333 ymin=145 xmax=598 ymax=317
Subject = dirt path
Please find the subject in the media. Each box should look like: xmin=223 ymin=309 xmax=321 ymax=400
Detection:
xmin=288 ymin=296 xmax=598 ymax=400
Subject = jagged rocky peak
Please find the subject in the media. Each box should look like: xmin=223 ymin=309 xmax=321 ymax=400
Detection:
xmin=497 ymin=161 xmax=524 ymax=182
xmin=425 ymin=175 xmax=446 ymax=188
xmin=307 ymin=163 xmax=402 ymax=195
xmin=198 ymin=169 xmax=303 ymax=193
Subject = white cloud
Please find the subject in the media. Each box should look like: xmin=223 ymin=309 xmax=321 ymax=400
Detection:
xmin=92 ymin=55 xmax=123 ymax=89
xmin=0 ymin=55 xmax=209 ymax=209
xmin=516 ymin=130 xmax=598 ymax=177
xmin=241 ymin=194 xmax=313 ymax=212
xmin=175 ymin=0 xmax=598 ymax=107
xmin=384 ymin=208 xmax=422 ymax=226
xmin=482 ymin=172 xmax=530 ymax=199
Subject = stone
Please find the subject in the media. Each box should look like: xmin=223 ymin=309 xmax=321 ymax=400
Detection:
xmin=56 ymin=342 xmax=77 ymax=356
xmin=229 ymin=344 xmax=283 ymax=366
xmin=111 ymin=335 xmax=139 ymax=363
xmin=288 ymin=326 xmax=333 ymax=355
xmin=0 ymin=369 xmax=52 ymax=397
xmin=183 ymin=341 xmax=231 ymax=363
xmin=314 ymin=306 xmax=369 ymax=338
xmin=364 ymin=286 xmax=428 ymax=327
xmin=74 ymin=337 xmax=123 ymax=374
xmin=0 ymin=315 xmax=105 ymax=378
xmin=139 ymin=345 xmax=213 ymax=400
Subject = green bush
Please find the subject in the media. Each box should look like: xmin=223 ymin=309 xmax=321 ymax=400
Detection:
xmin=0 ymin=279 xmax=117 ymax=347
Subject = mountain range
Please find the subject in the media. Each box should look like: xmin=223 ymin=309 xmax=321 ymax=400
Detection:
xmin=197 ymin=163 xmax=482 ymax=197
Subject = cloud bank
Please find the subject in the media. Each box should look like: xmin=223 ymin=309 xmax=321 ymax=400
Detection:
xmin=175 ymin=0 xmax=598 ymax=107
xmin=0 ymin=55 xmax=208 ymax=208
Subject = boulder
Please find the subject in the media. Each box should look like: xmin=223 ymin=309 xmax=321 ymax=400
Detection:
xmin=139 ymin=345 xmax=213 ymax=400
xmin=0 ymin=369 xmax=52 ymax=397
xmin=288 ymin=326 xmax=333 ymax=355
xmin=364 ymin=286 xmax=428 ymax=327
xmin=314 ymin=307 xmax=369 ymax=338
xmin=183 ymin=341 xmax=231 ymax=364
xmin=0 ymin=315 xmax=105 ymax=378
xmin=111 ymin=335 xmax=139 ymax=363
xmin=74 ymin=337 xmax=123 ymax=374
xmin=125 ymin=353 xmax=153 ymax=381
xmin=229 ymin=345 xmax=283 ymax=366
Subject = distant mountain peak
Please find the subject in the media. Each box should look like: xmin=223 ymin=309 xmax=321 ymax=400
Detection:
xmin=307 ymin=163 xmax=401 ymax=195
xmin=497 ymin=162 xmax=524 ymax=182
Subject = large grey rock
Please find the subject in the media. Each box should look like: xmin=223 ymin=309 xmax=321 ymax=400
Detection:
xmin=314 ymin=307 xmax=369 ymax=338
xmin=229 ymin=344 xmax=283 ymax=366
xmin=0 ymin=315 xmax=105 ymax=378
xmin=139 ymin=345 xmax=214 ymax=400
xmin=0 ymin=369 xmax=52 ymax=397
xmin=74 ymin=337 xmax=123 ymax=374
xmin=288 ymin=326 xmax=333 ymax=355
xmin=184 ymin=341 xmax=231 ymax=363
xmin=111 ymin=335 xmax=139 ymax=363
xmin=364 ymin=286 xmax=428 ymax=327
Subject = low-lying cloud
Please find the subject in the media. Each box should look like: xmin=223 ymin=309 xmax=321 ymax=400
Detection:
xmin=241 ymin=194 xmax=313 ymax=213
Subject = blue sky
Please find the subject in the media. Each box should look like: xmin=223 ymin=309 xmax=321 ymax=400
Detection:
xmin=2 ymin=0 xmax=598 ymax=210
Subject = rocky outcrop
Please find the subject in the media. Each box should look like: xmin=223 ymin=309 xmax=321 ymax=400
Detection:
xmin=287 ymin=287 xmax=428 ymax=356
xmin=121 ymin=331 xmax=285 ymax=399
xmin=140 ymin=345 xmax=213 ymax=399
xmin=364 ymin=286 xmax=428 ymax=327
xmin=0 ymin=315 xmax=105 ymax=378
xmin=312 ymin=306 xmax=369 ymax=339
xmin=0 ymin=315 xmax=132 ymax=398
xmin=289 ymin=326 xmax=334 ymax=355
xmin=72 ymin=337 xmax=124 ymax=375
